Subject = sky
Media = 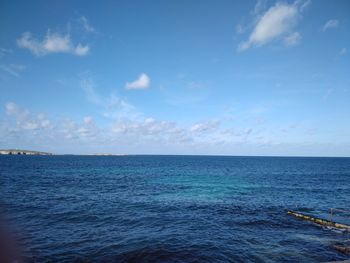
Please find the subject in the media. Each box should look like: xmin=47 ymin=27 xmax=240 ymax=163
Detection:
xmin=0 ymin=0 xmax=349 ymax=156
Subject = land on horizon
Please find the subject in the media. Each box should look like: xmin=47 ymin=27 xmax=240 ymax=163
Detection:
xmin=0 ymin=149 xmax=52 ymax=155
xmin=0 ymin=149 xmax=128 ymax=156
xmin=1 ymin=148 xmax=350 ymax=158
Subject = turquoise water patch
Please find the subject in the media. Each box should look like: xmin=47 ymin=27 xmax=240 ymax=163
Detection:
xmin=150 ymin=173 xmax=250 ymax=203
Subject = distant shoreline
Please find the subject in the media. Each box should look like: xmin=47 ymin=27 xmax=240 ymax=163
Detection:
xmin=0 ymin=149 xmax=52 ymax=155
xmin=0 ymin=150 xmax=349 ymax=158
xmin=0 ymin=149 xmax=128 ymax=156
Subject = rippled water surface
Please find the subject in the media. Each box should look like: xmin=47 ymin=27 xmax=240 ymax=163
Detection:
xmin=1 ymin=155 xmax=350 ymax=262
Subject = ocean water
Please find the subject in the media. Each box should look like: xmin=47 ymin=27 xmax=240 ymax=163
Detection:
xmin=0 ymin=155 xmax=350 ymax=262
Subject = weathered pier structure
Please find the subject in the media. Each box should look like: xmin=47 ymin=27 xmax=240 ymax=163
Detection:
xmin=288 ymin=210 xmax=350 ymax=257
xmin=287 ymin=210 xmax=350 ymax=231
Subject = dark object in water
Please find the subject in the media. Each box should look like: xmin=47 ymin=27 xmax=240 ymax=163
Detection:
xmin=287 ymin=210 xmax=350 ymax=231
xmin=333 ymin=244 xmax=350 ymax=254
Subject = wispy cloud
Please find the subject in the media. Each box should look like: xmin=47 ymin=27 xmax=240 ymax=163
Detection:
xmin=111 ymin=118 xmax=188 ymax=141
xmin=5 ymin=102 xmax=52 ymax=130
xmin=322 ymin=19 xmax=339 ymax=32
xmin=238 ymin=0 xmax=308 ymax=51
xmin=1 ymin=102 xmax=193 ymax=151
xmin=252 ymin=0 xmax=268 ymax=16
xmin=0 ymin=48 xmax=12 ymax=58
xmin=17 ymin=31 xmax=89 ymax=56
xmin=3 ymin=101 xmax=335 ymax=155
xmin=236 ymin=24 xmax=245 ymax=34
xmin=0 ymin=64 xmax=26 ymax=78
xmin=284 ymin=31 xmax=301 ymax=46
xmin=190 ymin=120 xmax=220 ymax=134
xmin=125 ymin=73 xmax=150 ymax=90
xmin=79 ymin=16 xmax=96 ymax=33
xmin=296 ymin=0 xmax=312 ymax=11
xmin=77 ymin=116 xmax=99 ymax=138
xmin=80 ymin=76 xmax=138 ymax=119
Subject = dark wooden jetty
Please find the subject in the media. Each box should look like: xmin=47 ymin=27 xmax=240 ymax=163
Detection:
xmin=288 ymin=210 xmax=350 ymax=258
xmin=287 ymin=210 xmax=350 ymax=231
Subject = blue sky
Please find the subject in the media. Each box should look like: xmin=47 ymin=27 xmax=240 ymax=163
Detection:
xmin=0 ymin=0 xmax=349 ymax=156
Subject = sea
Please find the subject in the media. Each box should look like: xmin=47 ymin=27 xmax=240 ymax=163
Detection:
xmin=1 ymin=155 xmax=350 ymax=262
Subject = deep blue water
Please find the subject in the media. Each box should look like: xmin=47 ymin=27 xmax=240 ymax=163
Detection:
xmin=1 ymin=155 xmax=350 ymax=262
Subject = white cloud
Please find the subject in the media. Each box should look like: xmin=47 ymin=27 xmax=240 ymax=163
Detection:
xmin=5 ymin=102 xmax=52 ymax=130
xmin=112 ymin=118 xmax=177 ymax=136
xmin=2 ymin=102 xmax=101 ymax=144
xmin=42 ymin=32 xmax=71 ymax=52
xmin=190 ymin=120 xmax=220 ymax=134
xmin=79 ymin=16 xmax=96 ymax=33
xmin=17 ymin=31 xmax=89 ymax=56
xmin=2 ymin=102 xmax=221 ymax=151
xmin=238 ymin=1 xmax=307 ymax=51
xmin=74 ymin=44 xmax=90 ymax=56
xmin=322 ymin=19 xmax=339 ymax=32
xmin=59 ymin=117 xmax=100 ymax=141
xmin=4 ymin=101 xmax=345 ymax=156
xmin=78 ymin=116 xmax=99 ymax=138
xmin=284 ymin=31 xmax=301 ymax=46
xmin=37 ymin=113 xmax=51 ymax=128
xmin=110 ymin=118 xmax=193 ymax=146
xmin=125 ymin=73 xmax=150 ymax=90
